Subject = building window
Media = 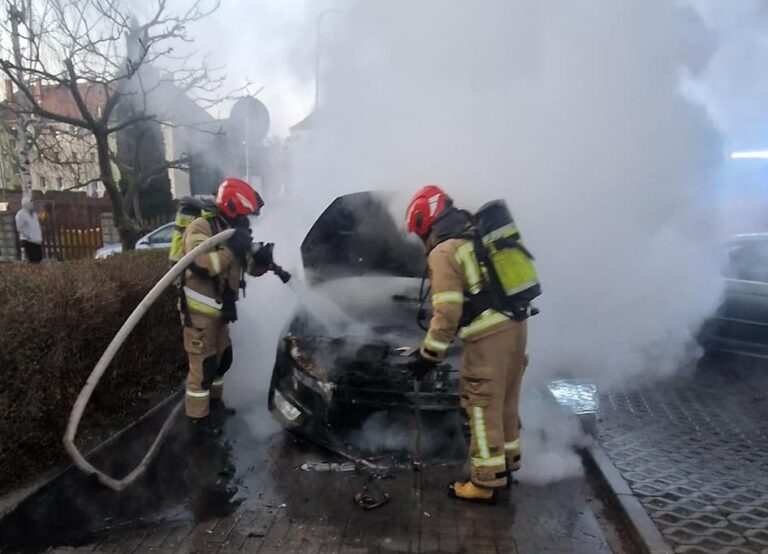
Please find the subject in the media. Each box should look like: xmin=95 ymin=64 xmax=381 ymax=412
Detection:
xmin=38 ymin=175 xmax=46 ymax=191
xmin=57 ymin=177 xmax=63 ymax=190
xmin=89 ymin=152 xmax=96 ymax=163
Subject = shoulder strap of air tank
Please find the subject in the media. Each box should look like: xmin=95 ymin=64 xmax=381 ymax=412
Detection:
xmin=210 ymin=217 xmax=220 ymax=237
xmin=495 ymin=233 xmax=535 ymax=261
xmin=416 ymin=264 xmax=431 ymax=331
xmin=428 ymin=208 xmax=475 ymax=250
xmin=470 ymin=233 xmax=532 ymax=321
xmin=470 ymin=230 xmax=506 ymax=305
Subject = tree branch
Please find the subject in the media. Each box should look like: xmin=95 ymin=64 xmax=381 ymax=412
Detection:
xmin=0 ymin=62 xmax=90 ymax=129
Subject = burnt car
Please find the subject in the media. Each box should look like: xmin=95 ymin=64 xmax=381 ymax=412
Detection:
xmin=699 ymin=234 xmax=768 ymax=358
xmin=267 ymin=192 xmax=464 ymax=456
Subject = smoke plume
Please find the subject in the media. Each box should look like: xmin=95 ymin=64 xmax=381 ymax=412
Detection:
xmin=683 ymin=0 xmax=768 ymax=235
xmin=214 ymin=1 xmax=734 ymax=483
xmin=291 ymin=0 xmax=725 ymax=387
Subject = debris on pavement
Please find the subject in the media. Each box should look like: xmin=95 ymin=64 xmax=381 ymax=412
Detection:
xmin=353 ymin=477 xmax=391 ymax=510
xmin=300 ymin=461 xmax=356 ymax=472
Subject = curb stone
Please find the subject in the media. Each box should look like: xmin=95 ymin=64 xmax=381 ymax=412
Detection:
xmin=542 ymin=387 xmax=672 ymax=554
xmin=583 ymin=443 xmax=673 ymax=554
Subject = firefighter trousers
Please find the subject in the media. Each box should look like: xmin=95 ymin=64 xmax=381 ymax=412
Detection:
xmin=182 ymin=312 xmax=233 ymax=418
xmin=459 ymin=321 xmax=527 ymax=488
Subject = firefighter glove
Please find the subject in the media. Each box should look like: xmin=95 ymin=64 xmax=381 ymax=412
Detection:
xmin=228 ymin=228 xmax=252 ymax=259
xmin=407 ymin=354 xmax=437 ymax=381
xmin=251 ymin=242 xmax=274 ymax=268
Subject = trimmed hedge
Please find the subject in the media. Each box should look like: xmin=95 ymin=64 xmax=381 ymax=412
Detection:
xmin=0 ymin=250 xmax=185 ymax=495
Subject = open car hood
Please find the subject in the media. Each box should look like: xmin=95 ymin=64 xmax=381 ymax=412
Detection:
xmin=301 ymin=191 xmax=426 ymax=284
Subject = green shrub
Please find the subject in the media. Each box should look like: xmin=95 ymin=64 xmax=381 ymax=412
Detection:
xmin=0 ymin=250 xmax=185 ymax=494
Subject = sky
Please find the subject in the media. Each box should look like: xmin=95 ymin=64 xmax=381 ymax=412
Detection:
xmin=178 ymin=0 xmax=335 ymax=136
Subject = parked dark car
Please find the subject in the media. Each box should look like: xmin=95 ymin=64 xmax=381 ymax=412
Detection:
xmin=267 ymin=192 xmax=464 ymax=456
xmin=699 ymin=234 xmax=768 ymax=358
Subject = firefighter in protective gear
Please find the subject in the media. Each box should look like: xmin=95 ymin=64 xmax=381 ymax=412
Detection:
xmin=180 ymin=177 xmax=272 ymax=423
xmin=406 ymin=185 xmax=529 ymax=503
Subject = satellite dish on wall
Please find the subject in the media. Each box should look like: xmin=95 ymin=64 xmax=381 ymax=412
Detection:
xmin=228 ymin=96 xmax=270 ymax=143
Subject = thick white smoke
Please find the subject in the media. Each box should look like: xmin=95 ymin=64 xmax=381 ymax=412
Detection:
xmin=684 ymin=0 xmax=768 ymax=235
xmin=684 ymin=0 xmax=768 ymax=149
xmin=220 ymin=1 xmax=731 ymax=484
xmin=172 ymin=0 xmax=319 ymax=134
xmin=292 ymin=0 xmax=725 ymax=388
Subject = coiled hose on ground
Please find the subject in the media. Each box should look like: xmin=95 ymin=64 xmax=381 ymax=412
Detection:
xmin=63 ymin=229 xmax=235 ymax=492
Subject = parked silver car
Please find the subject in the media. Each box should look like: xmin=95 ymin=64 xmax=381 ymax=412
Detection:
xmin=699 ymin=233 xmax=768 ymax=358
xmin=94 ymin=222 xmax=174 ymax=259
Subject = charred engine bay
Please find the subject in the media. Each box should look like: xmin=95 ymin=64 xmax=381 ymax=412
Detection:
xmin=268 ymin=277 xmax=467 ymax=466
xmin=285 ymin=332 xmax=460 ymax=411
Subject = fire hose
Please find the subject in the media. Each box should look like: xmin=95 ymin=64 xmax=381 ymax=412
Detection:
xmin=63 ymin=229 xmax=235 ymax=492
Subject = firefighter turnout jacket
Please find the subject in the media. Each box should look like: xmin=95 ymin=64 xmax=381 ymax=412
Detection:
xmin=421 ymin=236 xmax=527 ymax=489
xmin=182 ymin=216 xmax=241 ymax=317
xmin=180 ymin=215 xmax=267 ymax=418
xmin=420 ymin=238 xmax=513 ymax=361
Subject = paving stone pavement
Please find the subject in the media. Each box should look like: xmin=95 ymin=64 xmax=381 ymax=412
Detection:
xmin=595 ymin=357 xmax=768 ymax=554
xmin=1 ymin=400 xmax=621 ymax=554
xmin=47 ymin=463 xmax=611 ymax=554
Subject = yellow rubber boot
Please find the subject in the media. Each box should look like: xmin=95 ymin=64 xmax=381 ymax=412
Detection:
xmin=447 ymin=480 xmax=497 ymax=504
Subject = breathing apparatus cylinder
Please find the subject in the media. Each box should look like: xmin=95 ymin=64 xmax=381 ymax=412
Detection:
xmin=474 ymin=200 xmax=541 ymax=310
xmin=169 ymin=197 xmax=216 ymax=265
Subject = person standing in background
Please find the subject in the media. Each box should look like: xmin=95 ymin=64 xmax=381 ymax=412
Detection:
xmin=15 ymin=197 xmax=43 ymax=263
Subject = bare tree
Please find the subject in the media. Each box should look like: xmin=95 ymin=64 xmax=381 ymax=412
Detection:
xmin=0 ymin=0 xmax=228 ymax=248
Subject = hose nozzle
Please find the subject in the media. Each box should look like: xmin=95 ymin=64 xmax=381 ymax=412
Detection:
xmin=271 ymin=263 xmax=292 ymax=284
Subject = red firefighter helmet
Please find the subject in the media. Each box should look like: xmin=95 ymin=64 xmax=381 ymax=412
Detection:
xmin=216 ymin=177 xmax=263 ymax=219
xmin=405 ymin=185 xmax=453 ymax=238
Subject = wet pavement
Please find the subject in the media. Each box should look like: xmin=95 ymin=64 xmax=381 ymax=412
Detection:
xmin=0 ymin=396 xmax=624 ymax=553
xmin=0 ymin=268 xmax=632 ymax=554
xmin=56 ymin=438 xmax=612 ymax=553
xmin=591 ymin=356 xmax=768 ymax=553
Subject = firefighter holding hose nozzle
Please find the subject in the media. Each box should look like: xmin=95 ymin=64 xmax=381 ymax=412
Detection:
xmin=405 ymin=185 xmax=540 ymax=503
xmin=169 ymin=177 xmax=291 ymax=431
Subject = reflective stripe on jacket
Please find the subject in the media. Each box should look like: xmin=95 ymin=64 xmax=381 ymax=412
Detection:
xmin=183 ymin=286 xmax=222 ymax=318
xmin=181 ymin=217 xmax=240 ymax=317
xmin=420 ymin=238 xmax=511 ymax=361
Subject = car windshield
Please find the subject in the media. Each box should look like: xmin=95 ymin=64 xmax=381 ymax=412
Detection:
xmin=147 ymin=224 xmax=174 ymax=244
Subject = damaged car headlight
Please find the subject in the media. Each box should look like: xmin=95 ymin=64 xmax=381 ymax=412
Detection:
xmin=273 ymin=389 xmax=302 ymax=422
xmin=285 ymin=334 xmax=330 ymax=382
xmin=285 ymin=336 xmax=335 ymax=400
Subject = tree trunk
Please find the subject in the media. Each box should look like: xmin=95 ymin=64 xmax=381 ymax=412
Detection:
xmin=132 ymin=192 xmax=143 ymax=222
xmin=95 ymin=131 xmax=139 ymax=250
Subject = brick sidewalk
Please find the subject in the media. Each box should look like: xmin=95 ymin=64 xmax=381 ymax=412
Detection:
xmin=50 ymin=459 xmax=611 ymax=553
xmin=28 ymin=404 xmax=620 ymax=554
xmin=595 ymin=357 xmax=768 ymax=553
